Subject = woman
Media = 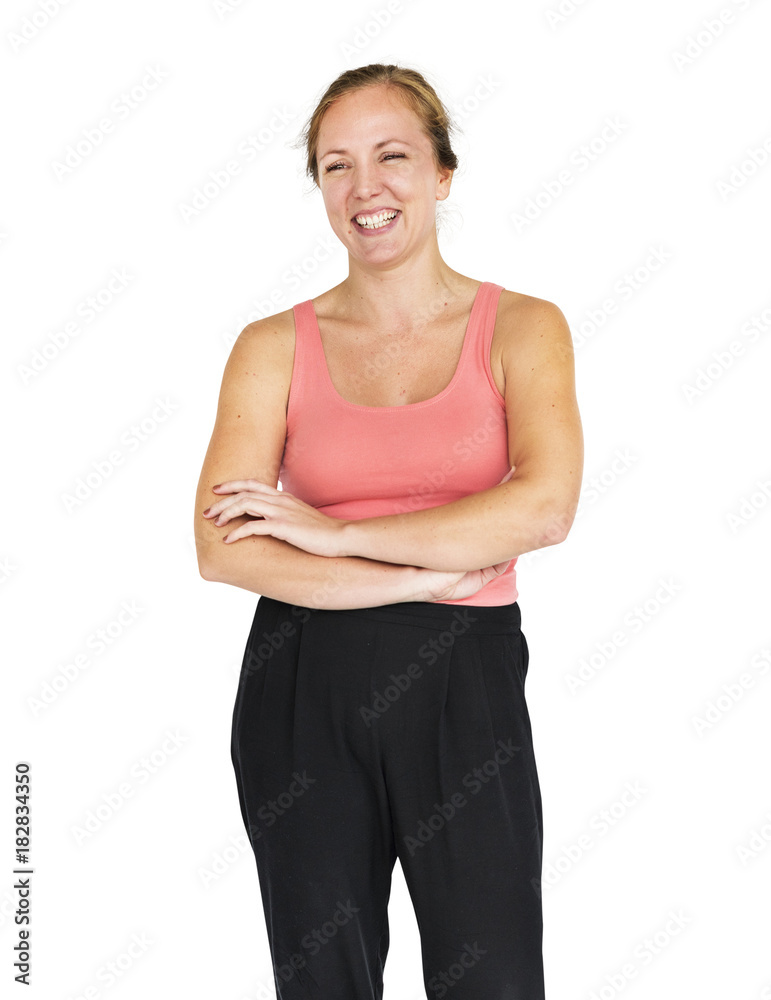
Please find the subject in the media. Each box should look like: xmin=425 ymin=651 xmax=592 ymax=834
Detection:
xmin=195 ymin=63 xmax=583 ymax=1000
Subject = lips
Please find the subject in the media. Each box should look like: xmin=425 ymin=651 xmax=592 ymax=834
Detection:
xmin=351 ymin=210 xmax=401 ymax=234
xmin=350 ymin=207 xmax=400 ymax=221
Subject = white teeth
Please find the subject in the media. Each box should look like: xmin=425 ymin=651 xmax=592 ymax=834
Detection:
xmin=355 ymin=210 xmax=398 ymax=229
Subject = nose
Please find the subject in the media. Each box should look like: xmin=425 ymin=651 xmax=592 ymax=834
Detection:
xmin=350 ymin=160 xmax=383 ymax=202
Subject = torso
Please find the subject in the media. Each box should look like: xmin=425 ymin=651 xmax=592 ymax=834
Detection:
xmin=254 ymin=279 xmax=534 ymax=414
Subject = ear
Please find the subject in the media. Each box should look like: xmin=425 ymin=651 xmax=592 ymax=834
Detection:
xmin=436 ymin=166 xmax=454 ymax=201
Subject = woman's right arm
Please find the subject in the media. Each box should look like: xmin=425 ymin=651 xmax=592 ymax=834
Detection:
xmin=194 ymin=315 xmax=451 ymax=610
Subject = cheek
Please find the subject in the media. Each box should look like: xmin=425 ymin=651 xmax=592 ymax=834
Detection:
xmin=321 ymin=191 xmax=347 ymax=221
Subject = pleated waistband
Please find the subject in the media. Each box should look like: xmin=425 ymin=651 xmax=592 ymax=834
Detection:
xmin=258 ymin=595 xmax=521 ymax=635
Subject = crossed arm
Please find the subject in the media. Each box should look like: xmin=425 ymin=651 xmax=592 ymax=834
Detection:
xmin=202 ymin=298 xmax=584 ymax=574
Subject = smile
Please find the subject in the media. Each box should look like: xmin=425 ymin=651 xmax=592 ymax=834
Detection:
xmin=352 ymin=210 xmax=400 ymax=233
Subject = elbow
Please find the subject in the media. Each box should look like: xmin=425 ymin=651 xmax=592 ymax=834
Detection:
xmin=195 ymin=540 xmax=221 ymax=583
xmin=198 ymin=561 xmax=217 ymax=582
xmin=197 ymin=556 xmax=218 ymax=582
xmin=535 ymin=504 xmax=577 ymax=549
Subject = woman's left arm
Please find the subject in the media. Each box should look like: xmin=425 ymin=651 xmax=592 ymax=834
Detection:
xmin=207 ymin=297 xmax=584 ymax=572
xmin=338 ymin=296 xmax=584 ymax=571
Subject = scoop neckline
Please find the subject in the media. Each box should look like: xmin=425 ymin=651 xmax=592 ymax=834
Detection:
xmin=306 ymin=281 xmax=488 ymax=411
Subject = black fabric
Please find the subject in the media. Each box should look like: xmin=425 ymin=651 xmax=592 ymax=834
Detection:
xmin=231 ymin=595 xmax=544 ymax=1000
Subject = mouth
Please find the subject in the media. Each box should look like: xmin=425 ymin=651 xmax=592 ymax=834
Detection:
xmin=351 ymin=209 xmax=401 ymax=232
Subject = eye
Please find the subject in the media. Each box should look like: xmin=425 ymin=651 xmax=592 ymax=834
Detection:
xmin=324 ymin=152 xmax=405 ymax=173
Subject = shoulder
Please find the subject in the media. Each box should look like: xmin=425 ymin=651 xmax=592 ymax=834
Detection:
xmin=227 ymin=306 xmax=298 ymax=374
xmin=495 ymin=289 xmax=574 ymax=367
xmin=496 ymin=288 xmax=570 ymax=336
xmin=219 ymin=307 xmax=299 ymax=415
xmin=236 ymin=305 xmax=297 ymax=350
xmin=493 ymin=289 xmax=576 ymax=406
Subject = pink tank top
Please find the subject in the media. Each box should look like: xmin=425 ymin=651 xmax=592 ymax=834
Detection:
xmin=279 ymin=281 xmax=517 ymax=606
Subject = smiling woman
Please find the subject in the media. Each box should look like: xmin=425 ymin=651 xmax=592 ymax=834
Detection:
xmin=194 ymin=62 xmax=583 ymax=1000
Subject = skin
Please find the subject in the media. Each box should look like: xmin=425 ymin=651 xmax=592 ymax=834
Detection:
xmin=197 ymin=83 xmax=584 ymax=603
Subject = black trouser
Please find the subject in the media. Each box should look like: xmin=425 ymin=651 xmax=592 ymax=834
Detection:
xmin=231 ymin=595 xmax=544 ymax=1000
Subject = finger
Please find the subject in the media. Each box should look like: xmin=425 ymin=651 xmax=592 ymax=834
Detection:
xmin=223 ymin=520 xmax=275 ymax=544
xmin=203 ymin=494 xmax=245 ymax=519
xmin=205 ymin=490 xmax=273 ymax=519
xmin=213 ymin=479 xmax=279 ymax=494
xmin=205 ymin=481 xmax=281 ymax=516
xmin=214 ymin=494 xmax=283 ymax=524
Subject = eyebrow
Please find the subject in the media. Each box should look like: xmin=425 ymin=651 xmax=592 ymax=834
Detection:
xmin=319 ymin=138 xmax=411 ymax=160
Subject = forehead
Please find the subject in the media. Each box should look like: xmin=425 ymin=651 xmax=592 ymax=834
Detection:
xmin=317 ymin=85 xmax=426 ymax=150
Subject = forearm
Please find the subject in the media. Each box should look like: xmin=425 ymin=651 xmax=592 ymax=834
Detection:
xmin=339 ymin=480 xmax=572 ymax=572
xmin=197 ymin=515 xmax=428 ymax=609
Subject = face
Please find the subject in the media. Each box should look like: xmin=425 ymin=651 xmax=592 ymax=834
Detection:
xmin=316 ymin=84 xmax=453 ymax=265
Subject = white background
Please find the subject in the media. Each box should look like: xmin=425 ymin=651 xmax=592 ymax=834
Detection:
xmin=2 ymin=0 xmax=770 ymax=998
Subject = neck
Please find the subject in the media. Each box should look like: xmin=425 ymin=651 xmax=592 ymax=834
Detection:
xmin=337 ymin=243 xmax=468 ymax=330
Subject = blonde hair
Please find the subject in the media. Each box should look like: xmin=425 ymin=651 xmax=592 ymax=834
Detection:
xmin=295 ymin=63 xmax=459 ymax=187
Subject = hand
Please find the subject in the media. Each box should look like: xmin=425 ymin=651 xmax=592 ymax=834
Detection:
xmin=417 ymin=559 xmax=512 ymax=603
xmin=202 ymin=480 xmax=349 ymax=558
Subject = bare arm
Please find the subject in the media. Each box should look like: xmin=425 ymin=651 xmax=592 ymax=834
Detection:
xmin=194 ymin=316 xmax=439 ymax=609
xmin=197 ymin=511 xmax=432 ymax=610
xmin=338 ymin=297 xmax=584 ymax=571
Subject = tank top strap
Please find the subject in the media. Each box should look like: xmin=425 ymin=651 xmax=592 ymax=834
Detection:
xmin=288 ymin=299 xmax=326 ymax=423
xmin=460 ymin=281 xmax=505 ymax=405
